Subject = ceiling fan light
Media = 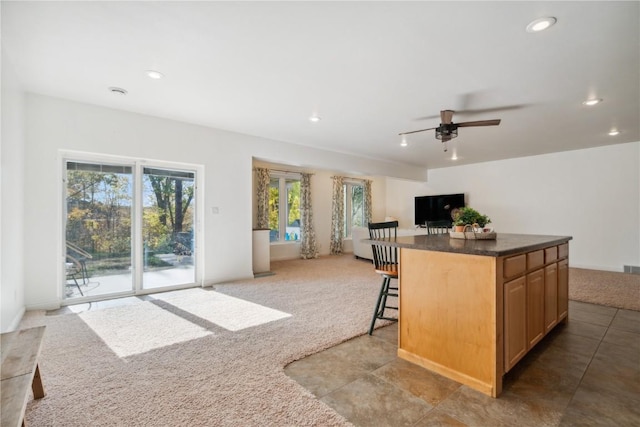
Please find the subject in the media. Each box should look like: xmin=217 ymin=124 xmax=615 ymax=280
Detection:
xmin=400 ymin=136 xmax=408 ymax=147
xmin=582 ymin=98 xmax=602 ymax=106
xmin=145 ymin=70 xmax=164 ymax=79
xmin=526 ymin=17 xmax=557 ymax=33
xmin=608 ymin=129 xmax=620 ymax=136
xmin=435 ymin=127 xmax=458 ymax=140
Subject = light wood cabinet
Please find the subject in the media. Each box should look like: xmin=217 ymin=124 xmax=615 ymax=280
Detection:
xmin=527 ymin=268 xmax=545 ymax=348
xmin=558 ymin=258 xmax=569 ymax=320
xmin=503 ymin=244 xmax=569 ymax=375
xmin=504 ymin=276 xmax=527 ymax=371
xmin=545 ymin=263 xmax=558 ymax=332
xmin=393 ymin=234 xmax=571 ymax=398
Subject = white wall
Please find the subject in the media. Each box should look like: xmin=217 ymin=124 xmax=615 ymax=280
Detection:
xmin=22 ymin=94 xmax=427 ymax=309
xmin=386 ymin=142 xmax=640 ymax=272
xmin=1 ymin=52 xmax=26 ymax=332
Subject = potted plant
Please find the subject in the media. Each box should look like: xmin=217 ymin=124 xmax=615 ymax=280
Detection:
xmin=452 ymin=207 xmax=491 ymax=232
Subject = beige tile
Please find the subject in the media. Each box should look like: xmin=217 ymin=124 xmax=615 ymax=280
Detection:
xmin=562 ymin=319 xmax=608 ymax=340
xmin=414 ymin=408 xmax=468 ymax=426
xmin=569 ymin=300 xmax=618 ymax=316
xmin=560 ymin=384 xmax=640 ymax=426
xmin=611 ymin=310 xmax=640 ymax=333
xmin=603 ymin=327 xmax=640 ymax=351
xmin=322 ymin=334 xmax=397 ymax=371
xmin=569 ymin=308 xmax=614 ymax=327
xmin=437 ymin=386 xmax=562 ymax=427
xmin=372 ymin=358 xmax=460 ymax=406
xmin=371 ymin=322 xmax=398 ymax=345
xmin=321 ymin=373 xmax=432 ymax=427
xmin=284 ymin=351 xmax=369 ymax=398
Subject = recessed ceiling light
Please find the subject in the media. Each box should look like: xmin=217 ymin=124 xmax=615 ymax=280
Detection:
xmin=608 ymin=129 xmax=620 ymax=136
xmin=309 ymin=115 xmax=321 ymax=123
xmin=108 ymin=87 xmax=127 ymax=95
xmin=526 ymin=17 xmax=557 ymax=33
xmin=146 ymin=70 xmax=164 ymax=79
xmin=582 ymin=98 xmax=602 ymax=106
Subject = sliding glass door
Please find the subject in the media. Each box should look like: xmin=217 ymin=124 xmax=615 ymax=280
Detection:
xmin=65 ymin=161 xmax=134 ymax=298
xmin=64 ymin=158 xmax=198 ymax=301
xmin=142 ymin=167 xmax=195 ymax=290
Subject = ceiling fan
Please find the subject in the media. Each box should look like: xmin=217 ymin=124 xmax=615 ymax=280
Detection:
xmin=399 ymin=110 xmax=501 ymax=152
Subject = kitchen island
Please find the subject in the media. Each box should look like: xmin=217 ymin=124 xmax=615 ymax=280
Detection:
xmin=368 ymin=233 xmax=571 ymax=397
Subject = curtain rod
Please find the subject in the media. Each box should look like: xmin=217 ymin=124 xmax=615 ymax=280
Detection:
xmin=254 ymin=167 xmax=314 ymax=175
xmin=331 ymin=175 xmax=369 ymax=182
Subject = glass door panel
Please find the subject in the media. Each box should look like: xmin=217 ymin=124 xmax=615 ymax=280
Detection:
xmin=142 ymin=167 xmax=196 ymax=289
xmin=65 ymin=162 xmax=133 ymax=299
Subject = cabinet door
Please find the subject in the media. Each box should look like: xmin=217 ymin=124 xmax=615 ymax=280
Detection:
xmin=504 ymin=276 xmax=527 ymax=372
xmin=545 ymin=263 xmax=558 ymax=332
xmin=527 ymin=269 xmax=545 ymax=348
xmin=558 ymin=259 xmax=569 ymax=321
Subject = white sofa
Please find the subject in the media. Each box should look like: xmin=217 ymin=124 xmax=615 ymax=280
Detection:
xmin=351 ymin=226 xmax=428 ymax=260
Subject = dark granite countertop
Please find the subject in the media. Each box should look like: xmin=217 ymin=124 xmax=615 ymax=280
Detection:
xmin=364 ymin=233 xmax=572 ymax=257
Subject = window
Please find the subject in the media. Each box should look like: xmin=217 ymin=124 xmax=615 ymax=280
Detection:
xmin=344 ymin=182 xmax=364 ymax=237
xmin=269 ymin=174 xmax=301 ymax=242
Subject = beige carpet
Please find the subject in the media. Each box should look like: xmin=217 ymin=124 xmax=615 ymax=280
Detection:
xmin=21 ymin=255 xmax=385 ymax=426
xmin=19 ymin=256 xmax=637 ymax=425
xmin=569 ymin=268 xmax=640 ymax=311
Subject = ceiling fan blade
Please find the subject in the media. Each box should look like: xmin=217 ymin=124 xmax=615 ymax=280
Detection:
xmin=441 ymin=110 xmax=454 ymax=124
xmin=457 ymin=119 xmax=501 ymax=127
xmin=398 ymin=127 xmax=438 ymax=136
xmin=456 ymin=105 xmax=526 ymax=116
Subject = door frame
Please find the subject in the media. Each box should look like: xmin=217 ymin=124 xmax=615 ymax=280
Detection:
xmin=60 ymin=151 xmax=204 ymax=305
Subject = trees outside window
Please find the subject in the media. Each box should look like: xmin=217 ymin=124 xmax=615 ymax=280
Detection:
xmin=344 ymin=182 xmax=364 ymax=237
xmin=269 ymin=175 xmax=301 ymax=242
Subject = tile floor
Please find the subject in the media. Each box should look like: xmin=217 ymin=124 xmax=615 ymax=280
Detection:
xmin=285 ymin=300 xmax=640 ymax=426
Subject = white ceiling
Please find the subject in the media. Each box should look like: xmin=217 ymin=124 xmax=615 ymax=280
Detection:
xmin=3 ymin=1 xmax=639 ymax=170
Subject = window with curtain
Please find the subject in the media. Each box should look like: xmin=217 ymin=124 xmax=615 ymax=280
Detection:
xmin=269 ymin=174 xmax=301 ymax=243
xmin=343 ymin=181 xmax=365 ymax=237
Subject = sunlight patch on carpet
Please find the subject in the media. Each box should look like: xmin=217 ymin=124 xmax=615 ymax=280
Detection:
xmin=151 ymin=288 xmax=292 ymax=331
xmin=79 ymin=301 xmax=212 ymax=358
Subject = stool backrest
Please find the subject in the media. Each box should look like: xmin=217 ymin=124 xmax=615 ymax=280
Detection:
xmin=368 ymin=221 xmax=399 ymax=271
xmin=426 ymin=220 xmax=450 ymax=235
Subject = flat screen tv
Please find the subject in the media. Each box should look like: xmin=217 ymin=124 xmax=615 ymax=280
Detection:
xmin=414 ymin=193 xmax=465 ymax=226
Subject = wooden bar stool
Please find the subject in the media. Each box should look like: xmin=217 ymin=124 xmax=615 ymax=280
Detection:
xmin=367 ymin=220 xmax=399 ymax=335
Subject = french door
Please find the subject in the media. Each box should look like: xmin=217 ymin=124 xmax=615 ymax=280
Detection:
xmin=63 ymin=157 xmax=198 ymax=301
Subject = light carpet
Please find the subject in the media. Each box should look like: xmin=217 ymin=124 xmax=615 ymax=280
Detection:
xmin=569 ymin=267 xmax=640 ymax=311
xmin=150 ymin=288 xmax=291 ymax=331
xmin=21 ymin=255 xmax=384 ymax=426
xmin=79 ymin=301 xmax=212 ymax=358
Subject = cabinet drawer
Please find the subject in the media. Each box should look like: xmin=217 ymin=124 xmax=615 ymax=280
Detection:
xmin=504 ymin=254 xmax=526 ymax=279
xmin=558 ymin=243 xmax=569 ymax=259
xmin=545 ymin=246 xmax=558 ymax=263
xmin=527 ymin=250 xmax=544 ymax=270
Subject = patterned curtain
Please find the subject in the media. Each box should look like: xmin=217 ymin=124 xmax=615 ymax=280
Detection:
xmin=299 ymin=173 xmax=319 ymax=259
xmin=329 ymin=176 xmax=345 ymax=254
xmin=363 ymin=179 xmax=372 ymax=226
xmin=255 ymin=168 xmax=270 ymax=229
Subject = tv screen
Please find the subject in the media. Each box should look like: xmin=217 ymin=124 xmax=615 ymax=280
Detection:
xmin=414 ymin=193 xmax=465 ymax=226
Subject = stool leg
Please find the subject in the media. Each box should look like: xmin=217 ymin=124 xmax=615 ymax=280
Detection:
xmin=369 ymin=277 xmax=387 ymax=335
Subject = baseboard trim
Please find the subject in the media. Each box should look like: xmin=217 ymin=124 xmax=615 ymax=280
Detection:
xmin=5 ymin=306 xmax=26 ymax=332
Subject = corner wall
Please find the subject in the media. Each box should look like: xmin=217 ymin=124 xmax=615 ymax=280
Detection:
xmin=385 ymin=142 xmax=640 ymax=271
